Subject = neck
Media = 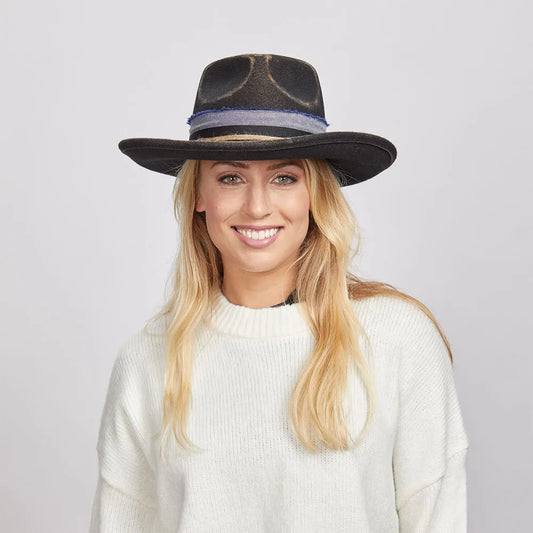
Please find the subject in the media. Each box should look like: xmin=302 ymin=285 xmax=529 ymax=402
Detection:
xmin=221 ymin=268 xmax=296 ymax=309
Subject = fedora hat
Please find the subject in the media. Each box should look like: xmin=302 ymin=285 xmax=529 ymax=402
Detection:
xmin=118 ymin=54 xmax=396 ymax=186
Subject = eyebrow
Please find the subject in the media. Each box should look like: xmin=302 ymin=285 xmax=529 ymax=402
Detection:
xmin=209 ymin=160 xmax=303 ymax=170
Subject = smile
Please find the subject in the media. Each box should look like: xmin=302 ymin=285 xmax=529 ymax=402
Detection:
xmin=232 ymin=226 xmax=283 ymax=248
xmin=234 ymin=227 xmax=280 ymax=240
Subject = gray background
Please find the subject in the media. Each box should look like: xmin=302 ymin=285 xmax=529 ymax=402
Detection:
xmin=2 ymin=0 xmax=531 ymax=531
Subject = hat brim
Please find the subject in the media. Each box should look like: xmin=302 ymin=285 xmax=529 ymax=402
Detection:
xmin=118 ymin=131 xmax=396 ymax=186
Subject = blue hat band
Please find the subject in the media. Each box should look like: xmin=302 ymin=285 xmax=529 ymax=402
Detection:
xmin=188 ymin=108 xmax=328 ymax=137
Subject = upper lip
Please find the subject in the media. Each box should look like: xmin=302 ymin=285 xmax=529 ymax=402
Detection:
xmin=232 ymin=225 xmax=283 ymax=230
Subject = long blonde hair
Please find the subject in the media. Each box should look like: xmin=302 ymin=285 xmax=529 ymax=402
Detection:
xmin=146 ymin=147 xmax=453 ymax=456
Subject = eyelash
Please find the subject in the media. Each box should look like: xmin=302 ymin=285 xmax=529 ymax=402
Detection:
xmin=218 ymin=174 xmax=298 ymax=185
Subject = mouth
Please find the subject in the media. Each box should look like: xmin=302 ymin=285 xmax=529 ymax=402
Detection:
xmin=232 ymin=226 xmax=283 ymax=240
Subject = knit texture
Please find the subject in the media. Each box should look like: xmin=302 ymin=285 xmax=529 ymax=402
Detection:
xmin=89 ymin=291 xmax=469 ymax=532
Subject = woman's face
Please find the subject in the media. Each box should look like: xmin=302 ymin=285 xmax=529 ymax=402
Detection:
xmin=196 ymin=159 xmax=310 ymax=279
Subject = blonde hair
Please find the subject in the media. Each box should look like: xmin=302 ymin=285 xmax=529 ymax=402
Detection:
xmin=146 ymin=139 xmax=453 ymax=456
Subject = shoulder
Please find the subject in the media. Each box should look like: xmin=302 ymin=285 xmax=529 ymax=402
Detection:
xmin=350 ymin=294 xmax=440 ymax=346
xmin=98 ymin=315 xmax=168 ymax=437
xmin=351 ymin=294 xmax=456 ymax=393
xmin=121 ymin=312 xmax=167 ymax=358
xmin=350 ymin=293 xmax=453 ymax=368
xmin=110 ymin=314 xmax=168 ymax=395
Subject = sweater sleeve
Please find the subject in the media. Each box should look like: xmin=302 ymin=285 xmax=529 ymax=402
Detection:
xmin=392 ymin=306 xmax=470 ymax=532
xmin=89 ymin=345 xmax=158 ymax=532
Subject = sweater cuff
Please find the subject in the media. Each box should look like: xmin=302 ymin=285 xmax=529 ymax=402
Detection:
xmin=89 ymin=476 xmax=157 ymax=532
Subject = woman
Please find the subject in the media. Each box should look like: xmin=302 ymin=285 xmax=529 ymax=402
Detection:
xmin=90 ymin=54 xmax=469 ymax=532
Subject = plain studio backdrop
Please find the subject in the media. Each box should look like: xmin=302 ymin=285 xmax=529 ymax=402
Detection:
xmin=1 ymin=1 xmax=531 ymax=531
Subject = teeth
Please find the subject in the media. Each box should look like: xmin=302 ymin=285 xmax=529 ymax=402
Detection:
xmin=236 ymin=227 xmax=279 ymax=240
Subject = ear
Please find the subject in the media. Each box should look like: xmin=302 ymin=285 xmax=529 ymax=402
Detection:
xmin=195 ymin=193 xmax=206 ymax=213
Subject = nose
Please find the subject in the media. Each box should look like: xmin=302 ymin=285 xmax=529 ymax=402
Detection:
xmin=242 ymin=182 xmax=272 ymax=218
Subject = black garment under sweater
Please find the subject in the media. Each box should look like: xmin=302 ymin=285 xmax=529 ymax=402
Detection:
xmin=270 ymin=289 xmax=297 ymax=307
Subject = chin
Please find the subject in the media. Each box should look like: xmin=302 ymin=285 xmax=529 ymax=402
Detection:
xmin=237 ymin=256 xmax=291 ymax=273
xmin=240 ymin=262 xmax=283 ymax=274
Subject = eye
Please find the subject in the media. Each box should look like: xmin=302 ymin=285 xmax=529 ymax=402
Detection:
xmin=218 ymin=174 xmax=242 ymax=184
xmin=273 ymin=174 xmax=297 ymax=185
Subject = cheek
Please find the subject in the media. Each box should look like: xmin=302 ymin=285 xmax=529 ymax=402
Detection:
xmin=202 ymin=196 xmax=235 ymax=235
xmin=287 ymin=189 xmax=311 ymax=220
xmin=206 ymin=200 xmax=232 ymax=221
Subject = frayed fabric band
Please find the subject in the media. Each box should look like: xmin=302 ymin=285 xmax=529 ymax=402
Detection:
xmin=188 ymin=108 xmax=328 ymax=136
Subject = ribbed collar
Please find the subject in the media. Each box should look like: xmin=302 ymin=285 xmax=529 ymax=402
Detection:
xmin=207 ymin=288 xmax=309 ymax=338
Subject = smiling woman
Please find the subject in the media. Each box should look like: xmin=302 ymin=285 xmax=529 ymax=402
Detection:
xmin=90 ymin=54 xmax=470 ymax=532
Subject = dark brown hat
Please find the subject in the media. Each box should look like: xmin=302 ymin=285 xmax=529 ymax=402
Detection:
xmin=118 ymin=54 xmax=396 ymax=186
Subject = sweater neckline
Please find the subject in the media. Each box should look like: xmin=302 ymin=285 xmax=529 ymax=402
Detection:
xmin=208 ymin=288 xmax=309 ymax=338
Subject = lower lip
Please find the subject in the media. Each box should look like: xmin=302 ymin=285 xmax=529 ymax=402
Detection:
xmin=232 ymin=227 xmax=282 ymax=248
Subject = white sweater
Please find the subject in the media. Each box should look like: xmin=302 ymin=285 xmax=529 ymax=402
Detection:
xmin=90 ymin=290 xmax=469 ymax=532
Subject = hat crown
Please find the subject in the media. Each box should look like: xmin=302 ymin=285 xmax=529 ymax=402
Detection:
xmin=193 ymin=54 xmax=325 ymax=116
xmin=188 ymin=54 xmax=327 ymax=140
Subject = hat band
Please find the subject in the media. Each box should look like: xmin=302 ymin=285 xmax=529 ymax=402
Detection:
xmin=187 ymin=108 xmax=328 ymax=138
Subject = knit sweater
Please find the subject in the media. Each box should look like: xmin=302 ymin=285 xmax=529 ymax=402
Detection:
xmin=89 ymin=290 xmax=469 ymax=532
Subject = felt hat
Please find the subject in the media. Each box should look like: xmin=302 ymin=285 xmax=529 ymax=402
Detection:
xmin=118 ymin=54 xmax=397 ymax=186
